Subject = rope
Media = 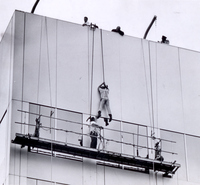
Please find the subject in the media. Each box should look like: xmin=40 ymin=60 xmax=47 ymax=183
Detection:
xmin=141 ymin=40 xmax=153 ymax=132
xmin=87 ymin=26 xmax=90 ymax=113
xmin=44 ymin=17 xmax=53 ymax=108
xmin=148 ymin=42 xmax=155 ymax=134
xmin=37 ymin=18 xmax=43 ymax=105
xmin=45 ymin=17 xmax=54 ymax=135
xmin=178 ymin=48 xmax=185 ymax=128
xmin=148 ymin=42 xmax=159 ymax=185
xmin=89 ymin=29 xmax=95 ymax=117
xmin=100 ymin=29 xmax=105 ymax=83
xmin=141 ymin=40 xmax=156 ymax=184
xmin=44 ymin=17 xmax=53 ymax=182
xmin=155 ymin=43 xmax=158 ymax=130
xmin=137 ymin=125 xmax=139 ymax=156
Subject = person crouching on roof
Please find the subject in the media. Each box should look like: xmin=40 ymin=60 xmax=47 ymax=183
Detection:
xmin=97 ymin=82 xmax=112 ymax=126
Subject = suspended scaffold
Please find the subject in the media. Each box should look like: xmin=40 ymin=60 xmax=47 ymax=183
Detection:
xmin=12 ymin=133 xmax=180 ymax=177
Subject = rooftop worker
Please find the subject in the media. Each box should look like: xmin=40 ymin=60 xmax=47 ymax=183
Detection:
xmin=111 ymin=26 xmax=124 ymax=36
xmin=161 ymin=35 xmax=169 ymax=44
xmin=155 ymin=141 xmax=164 ymax=161
xmin=90 ymin=23 xmax=99 ymax=29
xmin=97 ymin=82 xmax=112 ymax=126
xmin=82 ymin=16 xmax=90 ymax=26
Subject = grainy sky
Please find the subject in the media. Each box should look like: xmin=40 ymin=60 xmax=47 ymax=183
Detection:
xmin=0 ymin=0 xmax=200 ymax=51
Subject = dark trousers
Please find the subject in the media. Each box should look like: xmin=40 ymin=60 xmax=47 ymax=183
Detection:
xmin=90 ymin=131 xmax=98 ymax=149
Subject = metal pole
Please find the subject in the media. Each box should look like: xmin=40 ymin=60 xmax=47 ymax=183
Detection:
xmin=143 ymin=15 xmax=157 ymax=39
xmin=31 ymin=0 xmax=40 ymax=14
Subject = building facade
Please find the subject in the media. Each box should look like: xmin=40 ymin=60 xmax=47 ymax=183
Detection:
xmin=1 ymin=10 xmax=200 ymax=185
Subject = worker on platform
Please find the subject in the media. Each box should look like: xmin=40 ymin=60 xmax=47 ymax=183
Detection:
xmin=33 ymin=116 xmax=42 ymax=138
xmin=21 ymin=116 xmax=41 ymax=148
xmin=89 ymin=117 xmax=98 ymax=149
xmin=155 ymin=141 xmax=164 ymax=161
xmin=111 ymin=26 xmax=124 ymax=36
xmin=97 ymin=82 xmax=112 ymax=126
xmin=87 ymin=117 xmax=102 ymax=149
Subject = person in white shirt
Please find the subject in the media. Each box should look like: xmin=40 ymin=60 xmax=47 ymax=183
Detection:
xmin=97 ymin=82 xmax=112 ymax=126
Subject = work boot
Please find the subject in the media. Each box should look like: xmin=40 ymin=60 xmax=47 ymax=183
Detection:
xmin=104 ymin=118 xmax=109 ymax=126
xmin=109 ymin=114 xmax=112 ymax=122
xmin=97 ymin=111 xmax=101 ymax=119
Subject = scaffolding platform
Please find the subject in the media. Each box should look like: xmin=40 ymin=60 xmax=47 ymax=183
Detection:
xmin=12 ymin=133 xmax=180 ymax=176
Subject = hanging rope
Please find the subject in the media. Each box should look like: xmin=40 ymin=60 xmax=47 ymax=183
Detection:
xmin=87 ymin=26 xmax=90 ymax=113
xmin=44 ymin=17 xmax=54 ymax=183
xmin=100 ymin=29 xmax=105 ymax=83
xmin=141 ymin=40 xmax=156 ymax=184
xmin=141 ymin=40 xmax=153 ymax=132
xmin=37 ymin=18 xmax=43 ymax=105
xmin=148 ymin=42 xmax=155 ymax=135
xmin=178 ymin=48 xmax=185 ymax=131
xmin=89 ymin=29 xmax=95 ymax=117
xmin=45 ymin=17 xmax=53 ymax=108
xmin=155 ymin=43 xmax=158 ymax=131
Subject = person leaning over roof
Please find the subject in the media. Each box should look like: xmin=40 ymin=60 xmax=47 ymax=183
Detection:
xmin=111 ymin=26 xmax=124 ymax=36
xmin=97 ymin=82 xmax=112 ymax=126
xmin=82 ymin=16 xmax=90 ymax=26
xmin=82 ymin=16 xmax=98 ymax=30
xmin=161 ymin=35 xmax=169 ymax=44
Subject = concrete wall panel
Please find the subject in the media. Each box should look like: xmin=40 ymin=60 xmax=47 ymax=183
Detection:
xmin=179 ymin=49 xmax=200 ymax=136
xmin=56 ymin=20 xmax=88 ymax=113
xmin=12 ymin=11 xmax=25 ymax=101
xmin=155 ymin=44 xmax=183 ymax=132
xmin=0 ymin=13 xmax=14 ymax=185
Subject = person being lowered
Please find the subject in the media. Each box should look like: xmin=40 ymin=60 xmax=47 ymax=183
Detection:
xmin=97 ymin=82 xmax=112 ymax=126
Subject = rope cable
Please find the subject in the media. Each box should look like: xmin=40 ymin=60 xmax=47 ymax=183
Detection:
xmin=89 ymin=29 xmax=95 ymax=117
xmin=155 ymin=43 xmax=158 ymax=130
xmin=148 ymin=42 xmax=155 ymax=134
xmin=44 ymin=17 xmax=54 ymax=136
xmin=100 ymin=29 xmax=105 ymax=83
xmin=178 ymin=48 xmax=184 ymax=127
xmin=37 ymin=18 xmax=43 ymax=105
xmin=87 ymin=26 xmax=90 ymax=112
xmin=148 ymin=42 xmax=157 ymax=185
xmin=44 ymin=17 xmax=53 ymax=182
xmin=141 ymin=40 xmax=153 ymax=131
xmin=45 ymin=17 xmax=53 ymax=108
xmin=141 ymin=40 xmax=156 ymax=184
